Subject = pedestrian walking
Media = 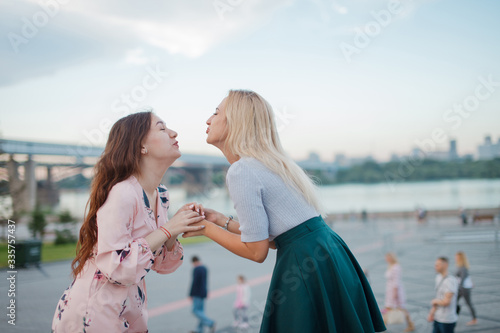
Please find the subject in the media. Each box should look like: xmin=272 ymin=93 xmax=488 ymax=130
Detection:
xmin=383 ymin=252 xmax=415 ymax=332
xmin=189 ymin=256 xmax=216 ymax=333
xmin=455 ymin=251 xmax=478 ymax=326
xmin=233 ymin=275 xmax=251 ymax=329
xmin=427 ymin=256 xmax=459 ymax=333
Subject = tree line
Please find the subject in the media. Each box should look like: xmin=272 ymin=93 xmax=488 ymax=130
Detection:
xmin=313 ymin=158 xmax=500 ymax=185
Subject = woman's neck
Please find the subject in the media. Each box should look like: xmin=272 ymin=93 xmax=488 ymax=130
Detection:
xmin=221 ymin=147 xmax=240 ymax=164
xmin=135 ymin=173 xmax=160 ymax=195
xmin=136 ymin=159 xmax=169 ymax=194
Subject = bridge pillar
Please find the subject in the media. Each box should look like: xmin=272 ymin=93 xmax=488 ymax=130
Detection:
xmin=25 ymin=155 xmax=37 ymax=211
xmin=201 ymin=166 xmax=214 ymax=192
xmin=6 ymin=155 xmax=37 ymax=216
xmin=38 ymin=165 xmax=59 ymax=207
xmin=7 ymin=156 xmax=24 ymax=216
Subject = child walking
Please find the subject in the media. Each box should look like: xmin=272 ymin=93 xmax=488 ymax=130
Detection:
xmin=233 ymin=275 xmax=251 ymax=329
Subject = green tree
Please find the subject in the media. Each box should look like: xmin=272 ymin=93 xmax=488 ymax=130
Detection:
xmin=29 ymin=206 xmax=47 ymax=240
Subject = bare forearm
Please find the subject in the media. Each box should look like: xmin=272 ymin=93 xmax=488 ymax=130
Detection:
xmin=434 ymin=298 xmax=451 ymax=307
xmin=432 ymin=293 xmax=454 ymax=307
xmin=226 ymin=219 xmax=241 ymax=235
xmin=204 ymin=222 xmax=267 ymax=262
xmin=144 ymin=229 xmax=170 ymax=252
xmin=429 ymin=305 xmax=436 ymax=316
xmin=213 ymin=213 xmax=241 ymax=235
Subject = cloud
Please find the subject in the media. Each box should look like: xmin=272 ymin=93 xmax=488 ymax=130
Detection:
xmin=0 ymin=0 xmax=291 ymax=86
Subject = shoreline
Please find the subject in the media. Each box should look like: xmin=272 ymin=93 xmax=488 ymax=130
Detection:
xmin=324 ymin=206 xmax=500 ymax=221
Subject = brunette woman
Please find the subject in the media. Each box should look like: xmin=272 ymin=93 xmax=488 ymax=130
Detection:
xmin=51 ymin=111 xmax=205 ymax=332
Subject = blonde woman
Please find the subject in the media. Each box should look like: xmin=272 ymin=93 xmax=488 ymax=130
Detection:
xmin=455 ymin=251 xmax=477 ymax=326
xmin=184 ymin=90 xmax=386 ymax=333
xmin=384 ymin=253 xmax=415 ymax=332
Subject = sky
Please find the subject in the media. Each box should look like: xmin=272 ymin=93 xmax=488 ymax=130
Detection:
xmin=1 ymin=0 xmax=499 ymax=162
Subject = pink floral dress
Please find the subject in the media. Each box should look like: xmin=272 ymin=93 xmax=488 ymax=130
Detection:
xmin=51 ymin=176 xmax=183 ymax=332
xmin=384 ymin=263 xmax=407 ymax=309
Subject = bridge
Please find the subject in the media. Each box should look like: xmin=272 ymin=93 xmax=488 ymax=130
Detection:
xmin=0 ymin=139 xmax=335 ymax=216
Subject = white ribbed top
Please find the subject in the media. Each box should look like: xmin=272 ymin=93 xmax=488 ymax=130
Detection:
xmin=226 ymin=157 xmax=319 ymax=242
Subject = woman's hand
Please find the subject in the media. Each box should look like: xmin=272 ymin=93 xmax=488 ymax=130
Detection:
xmin=182 ymin=220 xmax=212 ymax=238
xmin=166 ymin=210 xmax=206 ymax=238
xmin=203 ymin=207 xmax=226 ymax=227
xmin=176 ymin=202 xmax=205 ymax=216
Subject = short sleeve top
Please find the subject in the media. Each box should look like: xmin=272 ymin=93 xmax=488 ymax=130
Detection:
xmin=226 ymin=157 xmax=318 ymax=242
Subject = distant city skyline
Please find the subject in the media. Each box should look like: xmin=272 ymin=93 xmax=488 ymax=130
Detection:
xmin=1 ymin=0 xmax=499 ymax=161
xmin=307 ymin=133 xmax=500 ymax=165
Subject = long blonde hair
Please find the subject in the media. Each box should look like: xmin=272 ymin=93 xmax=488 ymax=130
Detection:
xmin=224 ymin=90 xmax=321 ymax=211
xmin=456 ymin=251 xmax=470 ymax=269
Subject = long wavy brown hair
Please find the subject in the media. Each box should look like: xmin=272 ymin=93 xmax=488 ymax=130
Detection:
xmin=71 ymin=111 xmax=152 ymax=278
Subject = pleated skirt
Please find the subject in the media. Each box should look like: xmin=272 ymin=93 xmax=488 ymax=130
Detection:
xmin=260 ymin=216 xmax=386 ymax=333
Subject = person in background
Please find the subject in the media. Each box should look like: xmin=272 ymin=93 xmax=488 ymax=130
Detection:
xmin=459 ymin=208 xmax=468 ymax=226
xmin=383 ymin=252 xmax=415 ymax=332
xmin=428 ymin=256 xmax=458 ymax=333
xmin=417 ymin=206 xmax=428 ymax=223
xmin=455 ymin=251 xmax=478 ymax=326
xmin=189 ymin=256 xmax=215 ymax=333
xmin=233 ymin=275 xmax=251 ymax=329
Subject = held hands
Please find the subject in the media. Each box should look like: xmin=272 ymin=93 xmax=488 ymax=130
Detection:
xmin=176 ymin=202 xmax=205 ymax=216
xmin=181 ymin=207 xmax=225 ymax=238
xmin=182 ymin=220 xmax=208 ymax=238
xmin=202 ymin=207 xmax=226 ymax=227
xmin=167 ymin=208 xmax=205 ymax=238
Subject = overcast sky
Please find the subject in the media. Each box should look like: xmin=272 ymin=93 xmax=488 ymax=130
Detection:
xmin=1 ymin=0 xmax=499 ymax=161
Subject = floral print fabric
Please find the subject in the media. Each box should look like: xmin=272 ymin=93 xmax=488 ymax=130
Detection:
xmin=52 ymin=176 xmax=183 ymax=332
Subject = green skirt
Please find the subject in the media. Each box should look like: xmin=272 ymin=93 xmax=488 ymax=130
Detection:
xmin=260 ymin=216 xmax=386 ymax=333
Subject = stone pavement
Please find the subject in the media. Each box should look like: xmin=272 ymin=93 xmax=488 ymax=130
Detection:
xmin=1 ymin=216 xmax=499 ymax=333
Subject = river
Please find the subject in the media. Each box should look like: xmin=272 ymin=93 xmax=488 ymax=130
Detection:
xmin=55 ymin=179 xmax=500 ymax=218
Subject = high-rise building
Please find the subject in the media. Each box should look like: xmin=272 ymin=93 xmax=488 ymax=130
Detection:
xmin=478 ymin=135 xmax=500 ymax=160
xmin=449 ymin=139 xmax=458 ymax=160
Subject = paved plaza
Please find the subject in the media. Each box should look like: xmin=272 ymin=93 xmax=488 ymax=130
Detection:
xmin=1 ymin=216 xmax=499 ymax=332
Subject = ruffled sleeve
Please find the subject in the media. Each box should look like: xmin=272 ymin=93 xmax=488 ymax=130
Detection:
xmin=95 ymin=183 xmax=155 ymax=286
xmin=151 ymin=240 xmax=184 ymax=274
